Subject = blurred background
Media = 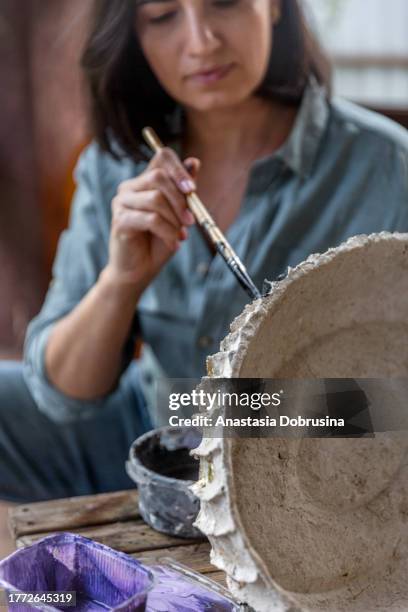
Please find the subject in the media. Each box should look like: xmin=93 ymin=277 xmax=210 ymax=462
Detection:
xmin=0 ymin=0 xmax=407 ymax=357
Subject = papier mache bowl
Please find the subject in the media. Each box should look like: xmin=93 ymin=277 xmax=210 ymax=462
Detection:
xmin=192 ymin=232 xmax=408 ymax=612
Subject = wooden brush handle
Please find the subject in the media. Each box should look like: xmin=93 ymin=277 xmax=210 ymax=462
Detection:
xmin=142 ymin=126 xmax=261 ymax=299
xmin=142 ymin=127 xmax=236 ymax=258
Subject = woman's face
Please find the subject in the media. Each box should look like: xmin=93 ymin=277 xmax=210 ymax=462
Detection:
xmin=135 ymin=0 xmax=279 ymax=112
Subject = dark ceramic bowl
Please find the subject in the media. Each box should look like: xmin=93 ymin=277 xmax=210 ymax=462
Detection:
xmin=126 ymin=426 xmax=202 ymax=538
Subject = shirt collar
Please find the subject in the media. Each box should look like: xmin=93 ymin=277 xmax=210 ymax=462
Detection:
xmin=276 ymin=76 xmax=330 ymax=178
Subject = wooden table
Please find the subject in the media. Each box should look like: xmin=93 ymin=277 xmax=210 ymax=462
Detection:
xmin=9 ymin=489 xmax=226 ymax=587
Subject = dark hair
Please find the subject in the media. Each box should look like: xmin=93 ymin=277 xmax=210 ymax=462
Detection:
xmin=81 ymin=0 xmax=331 ymax=162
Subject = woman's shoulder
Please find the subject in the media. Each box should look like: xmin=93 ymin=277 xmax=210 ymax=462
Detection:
xmin=75 ymin=138 xmax=148 ymax=189
xmin=329 ymin=96 xmax=408 ymax=155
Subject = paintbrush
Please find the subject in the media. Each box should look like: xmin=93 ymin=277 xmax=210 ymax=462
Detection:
xmin=142 ymin=126 xmax=261 ymax=300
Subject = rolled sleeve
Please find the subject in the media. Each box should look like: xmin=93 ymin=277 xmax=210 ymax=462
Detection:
xmin=23 ymin=142 xmax=139 ymax=423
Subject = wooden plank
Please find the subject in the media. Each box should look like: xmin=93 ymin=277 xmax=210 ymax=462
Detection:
xmin=9 ymin=490 xmax=139 ymax=538
xmin=136 ymin=542 xmax=215 ymax=574
xmin=10 ymin=491 xmax=231 ymax=602
xmin=138 ymin=549 xmax=229 ymax=598
xmin=205 ymin=571 xmax=227 ymax=587
xmin=16 ymin=520 xmax=205 ymax=553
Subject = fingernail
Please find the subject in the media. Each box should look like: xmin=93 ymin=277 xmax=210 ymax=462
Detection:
xmin=179 ymin=179 xmax=196 ymax=194
xmin=183 ymin=210 xmax=195 ymax=225
xmin=179 ymin=227 xmax=188 ymax=240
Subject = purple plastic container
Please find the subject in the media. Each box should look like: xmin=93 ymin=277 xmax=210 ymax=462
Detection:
xmin=0 ymin=533 xmax=154 ymax=611
xmin=147 ymin=560 xmax=243 ymax=611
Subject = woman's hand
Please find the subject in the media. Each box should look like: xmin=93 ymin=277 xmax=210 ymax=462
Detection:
xmin=45 ymin=149 xmax=200 ymax=400
xmin=105 ymin=148 xmax=200 ymax=290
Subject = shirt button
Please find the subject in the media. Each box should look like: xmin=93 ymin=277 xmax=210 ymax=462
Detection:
xmin=197 ymin=335 xmax=213 ymax=349
xmin=196 ymin=262 xmax=210 ymax=277
xmin=143 ymin=371 xmax=153 ymax=385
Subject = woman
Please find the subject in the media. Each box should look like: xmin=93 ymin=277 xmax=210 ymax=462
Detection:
xmin=0 ymin=0 xmax=407 ymax=550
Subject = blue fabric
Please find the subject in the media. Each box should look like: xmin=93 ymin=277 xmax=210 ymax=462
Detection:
xmin=0 ymin=361 xmax=151 ymax=503
xmin=23 ymin=79 xmax=408 ymax=427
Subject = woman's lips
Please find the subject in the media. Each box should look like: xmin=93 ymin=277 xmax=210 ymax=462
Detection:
xmin=187 ymin=63 xmax=234 ymax=85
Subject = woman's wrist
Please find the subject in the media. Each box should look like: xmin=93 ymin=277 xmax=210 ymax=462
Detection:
xmin=98 ymin=265 xmax=146 ymax=305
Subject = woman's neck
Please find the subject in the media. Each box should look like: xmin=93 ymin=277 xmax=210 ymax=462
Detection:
xmin=183 ymin=96 xmax=297 ymax=163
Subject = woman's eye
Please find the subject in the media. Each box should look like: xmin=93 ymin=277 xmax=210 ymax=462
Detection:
xmin=148 ymin=11 xmax=176 ymax=24
xmin=145 ymin=0 xmax=238 ymax=24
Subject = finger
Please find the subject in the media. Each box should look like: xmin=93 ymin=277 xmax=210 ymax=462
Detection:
xmin=183 ymin=157 xmax=201 ymax=182
xmin=117 ymin=190 xmax=181 ymax=231
xmin=116 ymin=209 xmax=182 ymax=252
xmin=148 ymin=169 xmax=195 ymax=226
xmin=118 ymin=169 xmax=194 ymax=226
xmin=150 ymin=148 xmax=196 ymax=194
